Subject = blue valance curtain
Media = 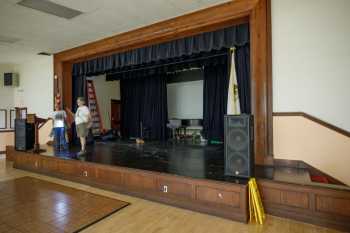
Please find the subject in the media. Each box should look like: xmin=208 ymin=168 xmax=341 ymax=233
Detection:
xmin=72 ymin=24 xmax=249 ymax=77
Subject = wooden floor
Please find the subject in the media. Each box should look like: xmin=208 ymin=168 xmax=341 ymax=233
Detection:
xmin=0 ymin=159 xmax=341 ymax=233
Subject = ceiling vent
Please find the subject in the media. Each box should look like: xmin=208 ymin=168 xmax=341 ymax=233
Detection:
xmin=17 ymin=0 xmax=83 ymax=19
xmin=0 ymin=35 xmax=20 ymax=44
xmin=37 ymin=52 xmax=52 ymax=56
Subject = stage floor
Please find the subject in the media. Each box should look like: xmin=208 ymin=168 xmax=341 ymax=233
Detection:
xmin=40 ymin=140 xmax=349 ymax=190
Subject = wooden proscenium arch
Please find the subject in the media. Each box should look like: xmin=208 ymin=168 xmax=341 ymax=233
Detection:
xmin=54 ymin=0 xmax=272 ymax=165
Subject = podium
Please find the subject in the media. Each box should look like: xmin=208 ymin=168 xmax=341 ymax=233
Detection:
xmin=27 ymin=114 xmax=48 ymax=153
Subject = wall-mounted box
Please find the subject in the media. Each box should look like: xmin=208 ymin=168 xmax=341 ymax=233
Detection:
xmin=4 ymin=73 xmax=19 ymax=87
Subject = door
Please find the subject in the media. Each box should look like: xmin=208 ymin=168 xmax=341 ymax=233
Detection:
xmin=111 ymin=99 xmax=121 ymax=130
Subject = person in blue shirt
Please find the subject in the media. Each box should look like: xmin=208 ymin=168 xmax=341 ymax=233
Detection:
xmin=52 ymin=104 xmax=68 ymax=152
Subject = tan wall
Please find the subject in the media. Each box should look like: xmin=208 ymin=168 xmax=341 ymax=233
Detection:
xmin=39 ymin=120 xmax=53 ymax=145
xmin=0 ymin=131 xmax=14 ymax=152
xmin=274 ymin=116 xmax=350 ymax=186
xmin=92 ymin=76 xmax=120 ymax=130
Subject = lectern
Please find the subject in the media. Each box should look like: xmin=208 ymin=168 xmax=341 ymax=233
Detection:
xmin=27 ymin=114 xmax=48 ymax=153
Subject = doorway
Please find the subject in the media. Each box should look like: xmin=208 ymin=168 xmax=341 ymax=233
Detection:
xmin=111 ymin=99 xmax=121 ymax=130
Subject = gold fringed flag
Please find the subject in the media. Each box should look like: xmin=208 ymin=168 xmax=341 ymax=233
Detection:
xmin=248 ymin=178 xmax=265 ymax=224
xmin=227 ymin=47 xmax=241 ymax=115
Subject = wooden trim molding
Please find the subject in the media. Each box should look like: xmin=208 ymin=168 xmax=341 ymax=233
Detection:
xmin=0 ymin=130 xmax=14 ymax=133
xmin=0 ymin=151 xmax=5 ymax=155
xmin=54 ymin=0 xmax=272 ymax=164
xmin=273 ymin=112 xmax=350 ymax=138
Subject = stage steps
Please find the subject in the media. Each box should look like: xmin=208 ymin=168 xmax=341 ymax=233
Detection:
xmin=87 ymin=80 xmax=103 ymax=136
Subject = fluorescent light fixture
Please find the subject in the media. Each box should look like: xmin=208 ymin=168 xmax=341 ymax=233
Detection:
xmin=17 ymin=0 xmax=83 ymax=19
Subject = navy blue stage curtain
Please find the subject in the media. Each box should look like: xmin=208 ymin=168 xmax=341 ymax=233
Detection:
xmin=203 ymin=62 xmax=229 ymax=142
xmin=72 ymin=24 xmax=249 ymax=77
xmin=120 ymin=77 xmax=142 ymax=139
xmin=105 ymin=50 xmax=229 ymax=81
xmin=71 ymin=75 xmax=87 ymax=145
xmin=120 ymin=75 xmax=168 ymax=141
xmin=72 ymin=75 xmax=87 ymax=112
xmin=235 ymin=44 xmax=251 ymax=114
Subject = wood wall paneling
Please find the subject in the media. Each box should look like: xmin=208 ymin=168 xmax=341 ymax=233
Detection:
xmin=94 ymin=167 xmax=123 ymax=186
xmin=196 ymin=185 xmax=240 ymax=208
xmin=157 ymin=177 xmax=193 ymax=200
xmin=316 ymin=195 xmax=350 ymax=217
xmin=123 ymin=172 xmax=157 ymax=191
xmin=258 ymin=179 xmax=350 ymax=232
xmin=41 ymin=157 xmax=59 ymax=173
xmin=281 ymin=190 xmax=309 ymax=209
xmin=54 ymin=0 xmax=273 ymax=163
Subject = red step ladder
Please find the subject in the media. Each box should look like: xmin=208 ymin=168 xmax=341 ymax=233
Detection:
xmin=86 ymin=80 xmax=104 ymax=136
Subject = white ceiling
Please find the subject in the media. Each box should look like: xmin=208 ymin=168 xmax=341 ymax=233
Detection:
xmin=0 ymin=0 xmax=230 ymax=64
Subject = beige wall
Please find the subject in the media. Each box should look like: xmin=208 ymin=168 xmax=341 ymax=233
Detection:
xmin=14 ymin=56 xmax=53 ymax=118
xmin=39 ymin=119 xmax=53 ymax=145
xmin=0 ymin=64 xmax=17 ymax=130
xmin=271 ymin=0 xmax=350 ymax=131
xmin=92 ymin=76 xmax=120 ymax=130
xmin=0 ymin=131 xmax=14 ymax=152
xmin=274 ymin=115 xmax=350 ymax=186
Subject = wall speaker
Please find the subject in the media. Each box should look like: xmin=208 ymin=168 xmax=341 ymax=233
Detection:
xmin=15 ymin=119 xmax=34 ymax=151
xmin=224 ymin=114 xmax=254 ymax=178
xmin=4 ymin=73 xmax=19 ymax=87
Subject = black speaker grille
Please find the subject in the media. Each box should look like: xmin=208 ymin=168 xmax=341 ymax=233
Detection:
xmin=224 ymin=115 xmax=254 ymax=178
xmin=15 ymin=119 xmax=34 ymax=151
xmin=228 ymin=128 xmax=248 ymax=151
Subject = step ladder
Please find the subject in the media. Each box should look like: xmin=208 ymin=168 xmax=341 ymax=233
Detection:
xmin=86 ymin=80 xmax=104 ymax=136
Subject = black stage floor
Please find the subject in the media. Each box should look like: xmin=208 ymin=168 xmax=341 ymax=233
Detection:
xmin=41 ymin=140 xmax=349 ymax=190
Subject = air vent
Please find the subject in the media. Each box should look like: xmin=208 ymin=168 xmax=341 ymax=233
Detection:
xmin=17 ymin=0 xmax=83 ymax=19
xmin=37 ymin=52 xmax=52 ymax=56
xmin=0 ymin=35 xmax=20 ymax=44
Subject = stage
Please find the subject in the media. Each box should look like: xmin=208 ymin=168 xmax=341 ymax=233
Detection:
xmin=6 ymin=140 xmax=350 ymax=232
xmin=40 ymin=140 xmax=348 ymax=189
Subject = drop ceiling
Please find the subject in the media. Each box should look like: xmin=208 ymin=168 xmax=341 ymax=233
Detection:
xmin=0 ymin=0 xmax=230 ymax=64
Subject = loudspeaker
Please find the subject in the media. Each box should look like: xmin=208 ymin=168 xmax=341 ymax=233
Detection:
xmin=224 ymin=114 xmax=254 ymax=178
xmin=4 ymin=73 xmax=19 ymax=87
xmin=15 ymin=119 xmax=34 ymax=151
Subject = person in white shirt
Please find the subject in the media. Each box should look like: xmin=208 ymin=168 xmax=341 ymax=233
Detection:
xmin=75 ymin=97 xmax=91 ymax=155
xmin=52 ymin=104 xmax=68 ymax=151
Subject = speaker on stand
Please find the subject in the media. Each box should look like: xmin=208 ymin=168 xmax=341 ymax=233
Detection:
xmin=224 ymin=114 xmax=254 ymax=178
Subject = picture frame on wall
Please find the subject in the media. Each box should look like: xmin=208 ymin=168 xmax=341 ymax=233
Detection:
xmin=10 ymin=109 xmax=16 ymax=129
xmin=0 ymin=109 xmax=7 ymax=129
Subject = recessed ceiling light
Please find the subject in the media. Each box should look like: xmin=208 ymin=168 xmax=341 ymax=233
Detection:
xmin=17 ymin=0 xmax=83 ymax=19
